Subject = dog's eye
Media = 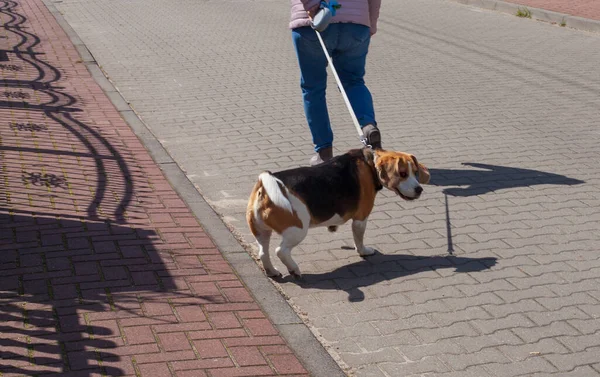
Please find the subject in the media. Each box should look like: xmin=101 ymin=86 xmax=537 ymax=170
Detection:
xmin=400 ymin=172 xmax=408 ymax=178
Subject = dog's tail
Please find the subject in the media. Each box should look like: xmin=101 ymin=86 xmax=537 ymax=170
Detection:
xmin=258 ymin=172 xmax=293 ymax=214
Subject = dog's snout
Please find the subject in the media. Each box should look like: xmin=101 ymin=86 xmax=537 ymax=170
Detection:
xmin=415 ymin=186 xmax=423 ymax=195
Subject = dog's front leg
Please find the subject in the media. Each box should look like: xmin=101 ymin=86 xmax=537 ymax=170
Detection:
xmin=352 ymin=219 xmax=376 ymax=257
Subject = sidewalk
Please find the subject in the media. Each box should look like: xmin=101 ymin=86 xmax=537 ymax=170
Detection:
xmin=450 ymin=0 xmax=600 ymax=33
xmin=0 ymin=1 xmax=312 ymax=376
xmin=501 ymin=0 xmax=600 ymax=21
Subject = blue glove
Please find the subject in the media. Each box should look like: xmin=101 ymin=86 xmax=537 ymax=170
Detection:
xmin=323 ymin=0 xmax=340 ymax=16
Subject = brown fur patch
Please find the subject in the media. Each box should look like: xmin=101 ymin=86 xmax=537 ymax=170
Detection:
xmin=247 ymin=179 xmax=304 ymax=235
xmin=262 ymin=203 xmax=303 ymax=234
xmin=246 ymin=180 xmax=263 ymax=237
xmin=352 ymin=158 xmax=378 ymax=221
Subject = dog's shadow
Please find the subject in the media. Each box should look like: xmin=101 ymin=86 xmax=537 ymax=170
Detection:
xmin=429 ymin=163 xmax=584 ymax=197
xmin=280 ymin=252 xmax=497 ymax=302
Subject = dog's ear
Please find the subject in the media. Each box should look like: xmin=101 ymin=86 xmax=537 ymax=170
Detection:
xmin=411 ymin=155 xmax=430 ymax=184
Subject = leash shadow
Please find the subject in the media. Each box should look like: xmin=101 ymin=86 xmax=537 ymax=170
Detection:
xmin=281 ymin=252 xmax=497 ymax=302
xmin=429 ymin=163 xmax=584 ymax=197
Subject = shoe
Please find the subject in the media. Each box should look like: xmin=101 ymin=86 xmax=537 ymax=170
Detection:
xmin=309 ymin=147 xmax=333 ymax=166
xmin=362 ymin=124 xmax=382 ymax=149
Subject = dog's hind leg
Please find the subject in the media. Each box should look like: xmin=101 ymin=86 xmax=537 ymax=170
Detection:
xmin=247 ymin=190 xmax=281 ymax=278
xmin=276 ymin=227 xmax=307 ymax=278
xmin=256 ymin=230 xmax=281 ymax=278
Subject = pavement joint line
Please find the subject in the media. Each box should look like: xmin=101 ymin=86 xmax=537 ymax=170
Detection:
xmin=42 ymin=1 xmax=346 ymax=376
xmin=448 ymin=0 xmax=600 ymax=34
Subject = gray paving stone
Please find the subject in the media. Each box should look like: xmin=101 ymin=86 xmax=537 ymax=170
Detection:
xmin=496 ymin=286 xmax=558 ymax=304
xmin=452 ymin=330 xmax=523 ymax=354
xmin=354 ymin=365 xmax=387 ymax=377
xmin=567 ymin=318 xmax=600 ymax=335
xmin=388 ymin=300 xmax=452 ymax=319
xmin=438 ymin=348 xmax=511 ymax=371
xmin=442 ymin=292 xmax=505 ymax=311
xmin=379 ymin=357 xmax=451 ymax=376
xmin=457 ymin=279 xmax=516 ymax=296
xmin=512 ymin=322 xmax=581 ymax=344
xmin=429 ymin=306 xmax=491 ymax=327
xmin=544 ymin=347 xmax=600 ymax=372
xmin=536 ymin=292 xmax=598 ymax=311
xmin=471 ymin=313 xmax=536 ymax=335
xmin=340 ymin=348 xmax=404 ymax=368
xmin=531 ymin=366 xmax=600 ymax=377
xmin=578 ymin=304 xmax=600 ymax=319
xmin=318 ymin=322 xmax=380 ymax=342
xmin=397 ymin=338 xmax=466 ymax=361
xmin=356 ymin=332 xmax=422 ymax=352
xmin=507 ymin=273 xmax=568 ymax=290
xmin=336 ymin=307 xmax=398 ymax=327
xmin=484 ymin=357 xmax=557 ymax=376
xmin=404 ymin=286 xmax=464 ymax=304
xmin=557 ymin=333 xmax=600 ymax=353
xmin=498 ymin=338 xmax=570 ymax=362
xmin=526 ymin=307 xmax=591 ymax=326
xmin=428 ymin=366 xmax=494 ymax=377
xmin=470 ymin=267 xmax=529 ymax=283
xmin=413 ymin=322 xmax=480 ymax=343
xmin=372 ymin=314 xmax=438 ymax=336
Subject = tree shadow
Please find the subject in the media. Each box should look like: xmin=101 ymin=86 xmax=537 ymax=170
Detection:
xmin=0 ymin=291 xmax=121 ymax=376
xmin=281 ymin=252 xmax=497 ymax=302
xmin=1 ymin=210 xmax=221 ymax=376
xmin=428 ymin=163 xmax=584 ymax=197
xmin=0 ymin=0 xmax=132 ymax=223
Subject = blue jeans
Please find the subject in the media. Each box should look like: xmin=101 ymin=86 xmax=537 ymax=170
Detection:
xmin=292 ymin=23 xmax=376 ymax=152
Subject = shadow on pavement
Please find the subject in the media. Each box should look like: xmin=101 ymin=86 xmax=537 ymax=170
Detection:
xmin=0 ymin=0 xmax=132 ymax=223
xmin=0 ymin=211 xmax=217 ymax=376
xmin=283 ymin=252 xmax=497 ymax=302
xmin=429 ymin=163 xmax=584 ymax=197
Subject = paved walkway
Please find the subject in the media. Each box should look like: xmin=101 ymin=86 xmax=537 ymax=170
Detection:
xmin=49 ymin=0 xmax=600 ymax=376
xmin=500 ymin=0 xmax=600 ymax=21
xmin=0 ymin=1 xmax=310 ymax=376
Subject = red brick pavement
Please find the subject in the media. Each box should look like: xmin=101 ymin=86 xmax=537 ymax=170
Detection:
xmin=0 ymin=0 xmax=309 ymax=376
xmin=500 ymin=0 xmax=600 ymax=21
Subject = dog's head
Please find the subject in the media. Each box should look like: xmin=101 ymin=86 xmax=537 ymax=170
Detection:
xmin=373 ymin=150 xmax=430 ymax=201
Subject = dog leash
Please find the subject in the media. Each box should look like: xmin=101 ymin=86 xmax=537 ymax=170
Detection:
xmin=311 ymin=1 xmax=370 ymax=148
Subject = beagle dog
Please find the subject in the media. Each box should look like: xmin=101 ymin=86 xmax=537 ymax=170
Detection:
xmin=246 ymin=148 xmax=430 ymax=278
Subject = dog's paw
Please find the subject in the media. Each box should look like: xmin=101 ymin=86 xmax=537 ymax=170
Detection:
xmin=289 ymin=269 xmax=303 ymax=280
xmin=357 ymin=246 xmax=376 ymax=257
xmin=265 ymin=268 xmax=282 ymax=278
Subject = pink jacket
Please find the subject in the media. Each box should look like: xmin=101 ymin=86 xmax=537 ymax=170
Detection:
xmin=290 ymin=0 xmax=382 ymax=34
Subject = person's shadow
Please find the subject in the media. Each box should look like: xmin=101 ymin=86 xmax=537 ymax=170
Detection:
xmin=281 ymin=252 xmax=497 ymax=302
xmin=428 ymin=163 xmax=584 ymax=197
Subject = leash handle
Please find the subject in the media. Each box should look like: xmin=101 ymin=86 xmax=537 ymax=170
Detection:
xmin=311 ymin=1 xmax=340 ymax=32
xmin=314 ymin=30 xmax=367 ymax=146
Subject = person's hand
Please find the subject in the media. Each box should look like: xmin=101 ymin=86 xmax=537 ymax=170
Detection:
xmin=370 ymin=22 xmax=378 ymax=36
xmin=306 ymin=4 xmax=320 ymax=19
